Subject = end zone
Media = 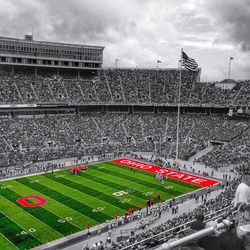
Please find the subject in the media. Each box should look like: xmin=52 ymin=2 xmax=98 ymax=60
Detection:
xmin=112 ymin=158 xmax=219 ymax=187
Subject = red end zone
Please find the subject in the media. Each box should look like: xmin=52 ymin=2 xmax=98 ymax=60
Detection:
xmin=112 ymin=158 xmax=219 ymax=187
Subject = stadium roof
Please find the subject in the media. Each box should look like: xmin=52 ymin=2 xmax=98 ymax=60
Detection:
xmin=0 ymin=35 xmax=105 ymax=49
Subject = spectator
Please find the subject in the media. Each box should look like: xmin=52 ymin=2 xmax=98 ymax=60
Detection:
xmin=217 ymin=221 xmax=244 ymax=250
xmin=181 ymin=229 xmax=205 ymax=250
xmin=234 ymin=171 xmax=250 ymax=249
xmin=190 ymin=213 xmax=205 ymax=231
xmin=198 ymin=221 xmax=220 ymax=250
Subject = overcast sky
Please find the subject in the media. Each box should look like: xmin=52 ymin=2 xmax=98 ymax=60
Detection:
xmin=0 ymin=0 xmax=249 ymax=81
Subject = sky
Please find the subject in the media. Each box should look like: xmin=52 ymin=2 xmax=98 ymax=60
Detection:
xmin=0 ymin=0 xmax=249 ymax=81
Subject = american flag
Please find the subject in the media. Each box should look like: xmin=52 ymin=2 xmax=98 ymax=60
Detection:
xmin=182 ymin=51 xmax=198 ymax=71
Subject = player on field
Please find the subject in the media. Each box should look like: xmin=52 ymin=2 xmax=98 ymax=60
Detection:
xmin=158 ymin=193 xmax=161 ymax=200
xmin=86 ymin=224 xmax=90 ymax=236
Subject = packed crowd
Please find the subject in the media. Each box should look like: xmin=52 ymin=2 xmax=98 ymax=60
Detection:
xmin=0 ymin=69 xmax=249 ymax=105
xmin=107 ymin=177 xmax=238 ymax=249
xmin=0 ymin=113 xmax=247 ymax=168
xmin=198 ymin=125 xmax=250 ymax=169
xmin=0 ymin=68 xmax=250 ymax=250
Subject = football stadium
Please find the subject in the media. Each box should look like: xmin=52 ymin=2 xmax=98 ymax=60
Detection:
xmin=0 ymin=0 xmax=249 ymax=250
xmin=0 ymin=159 xmax=212 ymax=250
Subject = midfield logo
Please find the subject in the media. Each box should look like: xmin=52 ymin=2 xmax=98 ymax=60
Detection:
xmin=17 ymin=195 xmax=48 ymax=207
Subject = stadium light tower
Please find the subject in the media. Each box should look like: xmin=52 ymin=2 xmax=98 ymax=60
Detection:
xmin=115 ymin=58 xmax=119 ymax=68
xmin=228 ymin=57 xmax=234 ymax=79
xmin=157 ymin=59 xmax=162 ymax=69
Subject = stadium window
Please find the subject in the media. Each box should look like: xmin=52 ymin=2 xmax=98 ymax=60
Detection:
xmin=74 ymin=62 xmax=79 ymax=67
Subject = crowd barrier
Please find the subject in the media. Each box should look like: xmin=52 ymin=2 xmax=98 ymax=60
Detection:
xmin=155 ymin=219 xmax=232 ymax=250
xmin=120 ymin=205 xmax=232 ymax=250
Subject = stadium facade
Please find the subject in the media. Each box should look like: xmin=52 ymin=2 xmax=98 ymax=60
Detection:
xmin=0 ymin=34 xmax=104 ymax=75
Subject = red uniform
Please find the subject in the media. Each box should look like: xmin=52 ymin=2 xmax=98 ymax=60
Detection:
xmin=158 ymin=193 xmax=161 ymax=200
xmin=86 ymin=224 xmax=90 ymax=233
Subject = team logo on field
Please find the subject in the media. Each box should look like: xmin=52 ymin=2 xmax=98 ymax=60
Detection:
xmin=17 ymin=195 xmax=48 ymax=207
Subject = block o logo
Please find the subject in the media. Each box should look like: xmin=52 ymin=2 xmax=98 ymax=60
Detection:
xmin=17 ymin=195 xmax=48 ymax=207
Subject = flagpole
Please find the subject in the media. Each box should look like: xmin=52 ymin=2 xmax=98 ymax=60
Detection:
xmin=228 ymin=57 xmax=233 ymax=79
xmin=115 ymin=59 xmax=119 ymax=68
xmin=176 ymin=49 xmax=183 ymax=161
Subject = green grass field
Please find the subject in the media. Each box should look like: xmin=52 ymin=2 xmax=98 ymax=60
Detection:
xmin=0 ymin=161 xmax=200 ymax=250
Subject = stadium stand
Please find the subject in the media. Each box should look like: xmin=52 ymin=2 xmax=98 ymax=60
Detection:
xmin=0 ymin=67 xmax=249 ymax=250
xmin=0 ymin=69 xmax=249 ymax=106
xmin=104 ymin=176 xmax=238 ymax=249
xmin=0 ymin=112 xmax=248 ymax=168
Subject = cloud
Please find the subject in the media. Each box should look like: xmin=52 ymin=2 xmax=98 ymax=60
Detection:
xmin=204 ymin=0 xmax=250 ymax=51
xmin=0 ymin=0 xmax=249 ymax=80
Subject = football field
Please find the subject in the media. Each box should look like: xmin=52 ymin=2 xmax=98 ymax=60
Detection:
xmin=0 ymin=159 xmax=205 ymax=250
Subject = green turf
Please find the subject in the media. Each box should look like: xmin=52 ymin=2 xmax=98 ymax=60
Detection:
xmin=0 ymin=160 xmax=200 ymax=249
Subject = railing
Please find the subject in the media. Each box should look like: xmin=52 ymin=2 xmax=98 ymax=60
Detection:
xmin=155 ymin=219 xmax=232 ymax=250
xmin=119 ymin=205 xmax=232 ymax=250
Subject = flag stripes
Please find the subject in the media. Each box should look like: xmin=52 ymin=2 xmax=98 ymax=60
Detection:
xmin=182 ymin=51 xmax=198 ymax=71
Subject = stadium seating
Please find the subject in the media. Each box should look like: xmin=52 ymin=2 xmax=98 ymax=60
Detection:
xmin=106 ymin=177 xmax=238 ymax=249
xmin=0 ymin=112 xmax=248 ymax=168
xmin=0 ymin=69 xmax=249 ymax=105
xmin=0 ymin=68 xmax=249 ymax=250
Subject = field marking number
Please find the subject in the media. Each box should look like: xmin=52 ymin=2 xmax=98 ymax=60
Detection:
xmin=112 ymin=191 xmax=128 ymax=197
xmin=143 ymin=192 xmax=153 ymax=196
xmin=93 ymin=207 xmax=105 ymax=212
xmin=55 ymin=175 xmax=65 ymax=178
xmin=119 ymin=199 xmax=131 ymax=204
xmin=29 ymin=180 xmax=39 ymax=184
xmin=16 ymin=228 xmax=36 ymax=236
xmin=1 ymin=185 xmax=13 ymax=189
xmin=58 ymin=217 xmax=73 ymax=223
